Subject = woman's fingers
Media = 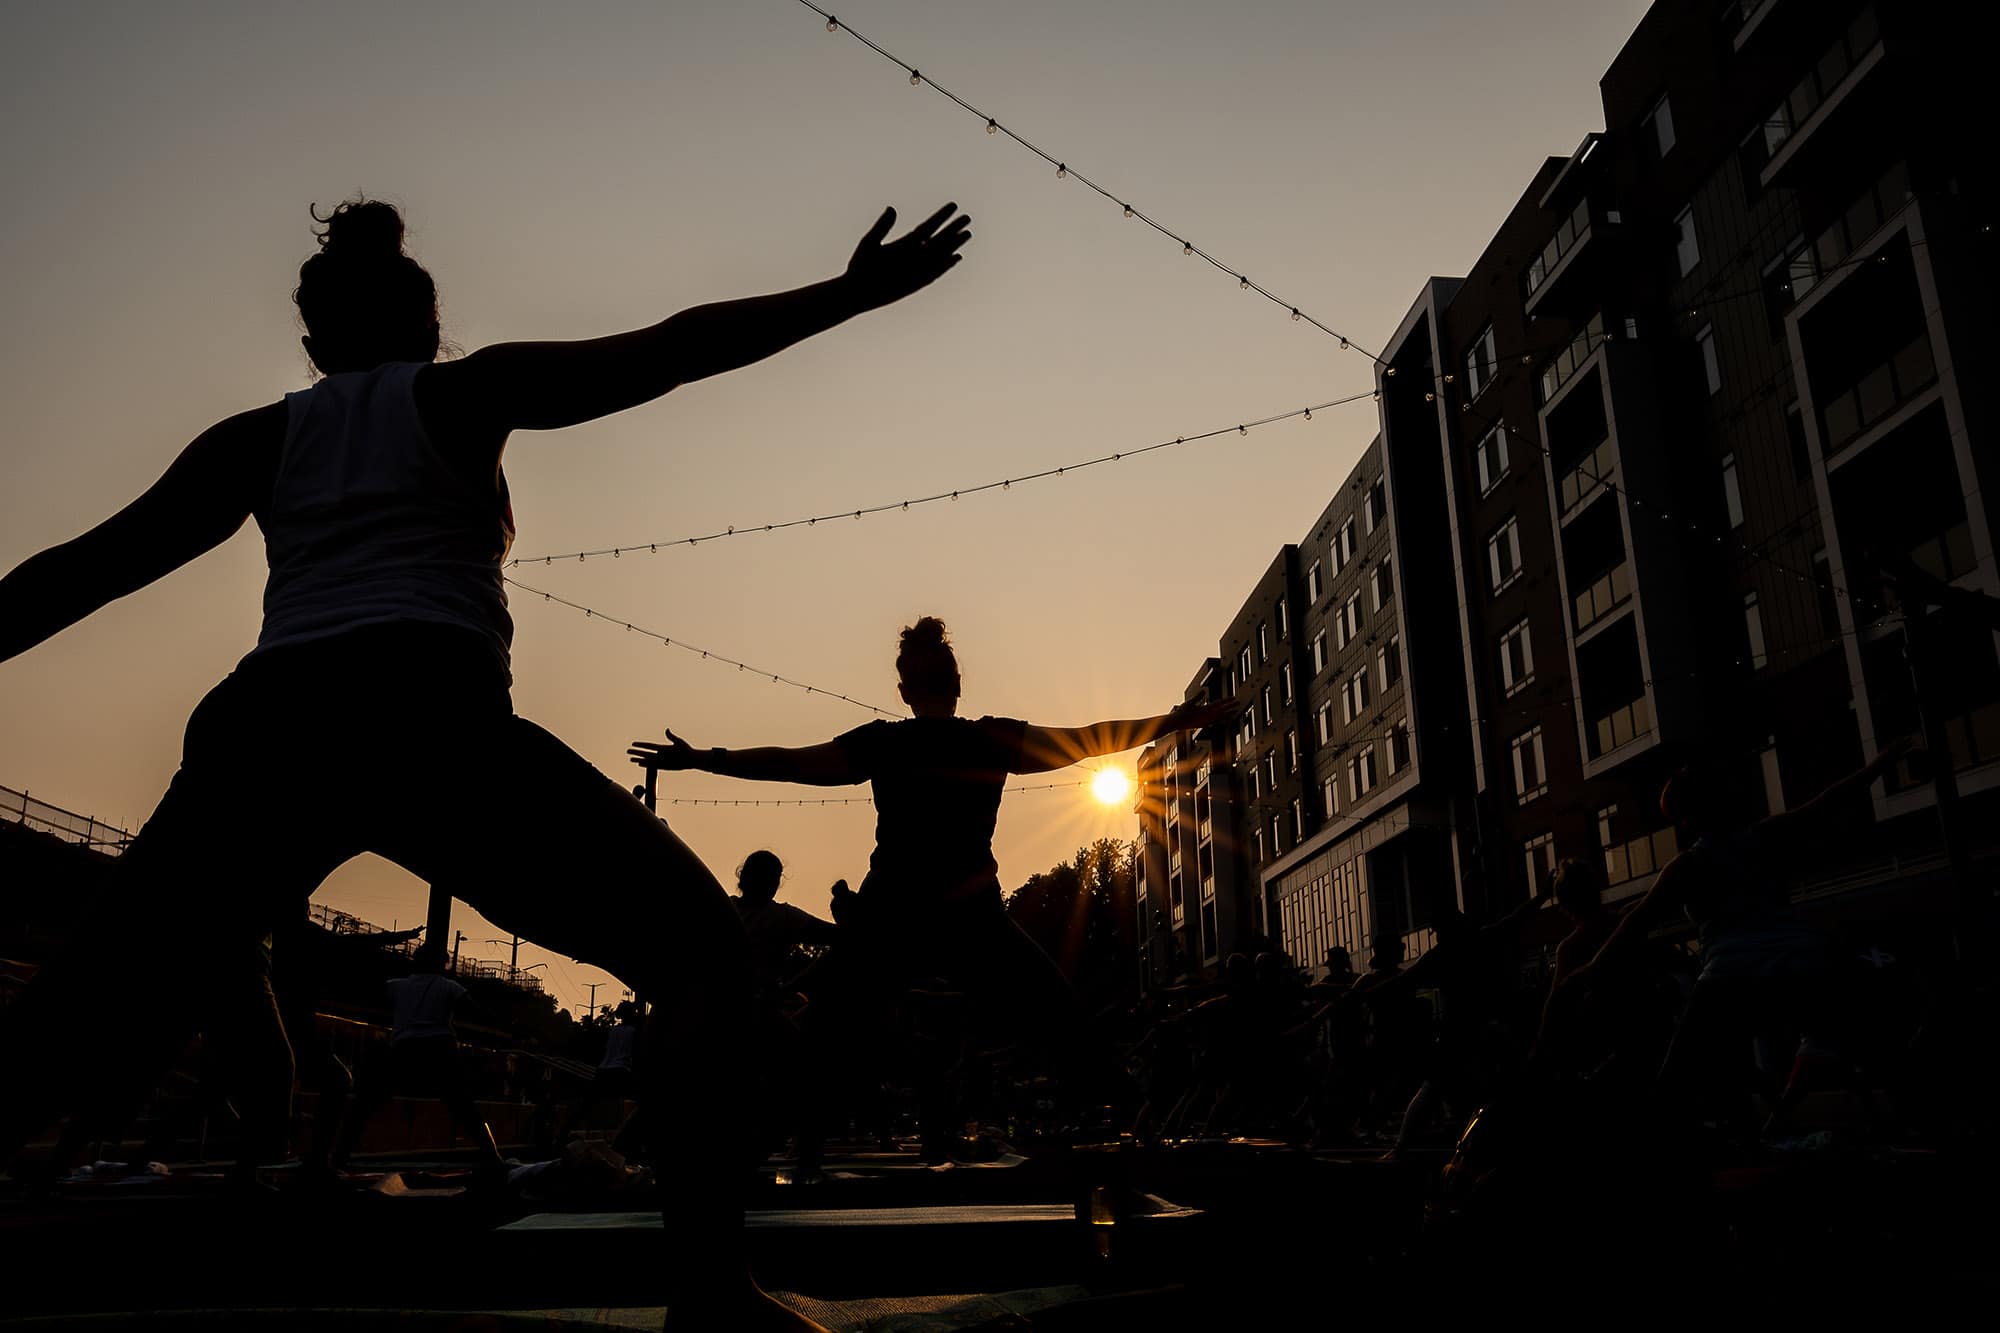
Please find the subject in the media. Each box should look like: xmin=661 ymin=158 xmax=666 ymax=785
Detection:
xmin=858 ymin=207 xmax=897 ymax=250
xmin=899 ymin=201 xmax=958 ymax=243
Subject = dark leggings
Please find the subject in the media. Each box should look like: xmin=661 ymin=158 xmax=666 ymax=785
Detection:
xmin=0 ymin=626 xmax=750 ymax=1286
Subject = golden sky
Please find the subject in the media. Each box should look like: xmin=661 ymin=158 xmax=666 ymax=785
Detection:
xmin=0 ymin=0 xmax=1649 ymax=1014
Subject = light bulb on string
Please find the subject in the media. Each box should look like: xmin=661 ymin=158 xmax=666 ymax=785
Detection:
xmin=826 ymin=16 xmax=838 ymax=32
xmin=910 ymin=69 xmax=922 ymax=85
xmin=1238 ymin=276 xmax=1249 ymax=289
xmin=986 ymin=119 xmax=997 ymax=134
xmin=1123 ymin=204 xmax=1133 ymax=218
xmin=1056 ymin=163 xmax=1066 ymax=179
xmin=1291 ymin=308 xmax=1301 ymax=320
xmin=1183 ymin=243 xmax=1193 ymax=256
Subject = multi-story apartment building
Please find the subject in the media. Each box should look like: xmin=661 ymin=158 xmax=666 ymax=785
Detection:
xmin=1265 ymin=427 xmax=1472 ymax=975
xmin=1140 ymin=0 xmax=1994 ymax=980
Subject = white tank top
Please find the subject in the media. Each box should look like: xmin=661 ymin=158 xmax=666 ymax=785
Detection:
xmin=253 ymin=362 xmax=514 ymax=673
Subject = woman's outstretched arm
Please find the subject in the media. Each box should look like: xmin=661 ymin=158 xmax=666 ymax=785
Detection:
xmin=418 ymin=203 xmax=971 ymax=441
xmin=628 ymin=729 xmax=862 ymax=787
xmin=0 ymin=404 xmax=283 ymax=665
xmin=1014 ymin=698 xmax=1235 ymax=775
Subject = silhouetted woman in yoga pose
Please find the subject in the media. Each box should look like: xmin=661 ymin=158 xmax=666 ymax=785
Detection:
xmin=632 ymin=617 xmax=1229 ymax=1160
xmin=0 ymin=196 xmax=970 ymax=1331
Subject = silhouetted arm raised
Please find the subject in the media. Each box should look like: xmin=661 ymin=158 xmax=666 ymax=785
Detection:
xmin=1014 ymin=697 xmax=1234 ymax=774
xmin=0 ymin=404 xmax=282 ymax=665
xmin=419 ymin=204 xmax=972 ymax=440
xmin=628 ymin=729 xmax=862 ymax=787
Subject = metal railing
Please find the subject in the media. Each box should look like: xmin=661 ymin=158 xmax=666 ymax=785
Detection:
xmin=0 ymin=785 xmax=134 ymax=856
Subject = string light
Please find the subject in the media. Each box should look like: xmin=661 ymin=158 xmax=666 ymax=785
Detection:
xmin=790 ymin=0 xmax=1379 ymax=362
xmin=507 ymin=389 xmax=1377 ymax=566
xmin=506 ymin=576 xmax=902 ymax=717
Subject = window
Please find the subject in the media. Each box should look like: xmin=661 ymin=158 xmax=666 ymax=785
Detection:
xmin=1307 ymin=560 xmax=1324 ymax=603
xmin=1698 ymin=325 xmax=1721 ymax=395
xmin=1674 ymin=204 xmax=1700 ymax=276
xmin=1254 ymin=827 xmax=1266 ymax=864
xmin=1379 ymin=634 xmax=1403 ymax=691
xmin=1524 ymin=833 xmax=1555 ymax=898
xmin=1262 ymin=684 xmax=1274 ymax=725
xmin=1510 ymin=727 xmax=1547 ymax=804
xmin=1169 ymin=869 xmax=1185 ymax=918
xmin=1721 ymin=454 xmax=1744 ymax=529
xmin=1371 ymin=558 xmax=1395 ymax=613
xmin=1249 ymin=763 xmax=1261 ymax=800
xmin=1642 ymin=93 xmax=1675 ymax=160
xmin=1386 ymin=719 xmax=1411 ymax=776
xmin=1317 ymin=702 xmax=1333 ymax=745
xmin=1465 ymin=324 xmax=1498 ymax=400
xmin=1239 ymin=647 xmax=1252 ymax=680
xmin=1349 ymin=746 xmax=1378 ymax=799
xmin=1488 ymin=517 xmax=1522 ymax=592
xmin=1200 ymin=901 xmax=1218 ymax=961
xmin=1291 ymin=797 xmax=1304 ymax=842
xmin=1281 ymin=662 xmax=1295 ymax=705
xmin=1759 ymin=740 xmax=1786 ymax=816
xmin=1334 ymin=519 xmax=1357 ymax=572
xmin=1744 ymin=592 xmax=1767 ymax=668
xmin=1363 ymin=480 xmax=1387 ymax=535
xmin=1311 ymin=631 xmax=1328 ymax=674
xmin=1475 ymin=426 xmax=1509 ymax=494
xmin=1265 ymin=751 xmax=1279 ymax=791
xmin=1239 ymin=713 xmax=1255 ymax=750
xmin=1277 ymin=600 xmax=1289 ymax=640
xmin=1258 ymin=623 xmax=1269 ymax=664
xmin=1286 ymin=730 xmax=1299 ymax=774
xmin=1334 ymin=593 xmax=1363 ymax=650
xmin=1322 ymin=777 xmax=1339 ymax=818
xmin=1500 ymin=619 xmax=1534 ymax=695
xmin=1762 ymin=234 xmax=1818 ymax=335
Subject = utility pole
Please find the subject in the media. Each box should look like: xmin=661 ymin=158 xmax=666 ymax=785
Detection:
xmin=585 ymin=981 xmax=604 ymax=1014
xmin=451 ymin=930 xmax=467 ymax=976
xmin=487 ymin=935 xmax=522 ymax=981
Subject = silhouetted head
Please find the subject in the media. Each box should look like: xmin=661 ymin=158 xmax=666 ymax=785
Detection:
xmin=1659 ymin=766 xmax=1721 ymax=841
xmin=1553 ymin=857 xmax=1607 ymax=920
xmin=295 ymin=199 xmax=441 ymax=375
xmin=1222 ymin=953 xmax=1253 ymax=991
xmin=1254 ymin=952 xmax=1287 ymax=987
xmin=896 ymin=616 xmax=962 ymax=716
xmin=1324 ymin=945 xmax=1354 ymax=978
xmin=1370 ymin=933 xmax=1403 ymax=971
xmin=738 ymin=849 xmax=784 ymax=901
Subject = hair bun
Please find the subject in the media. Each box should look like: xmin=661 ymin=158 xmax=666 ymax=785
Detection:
xmin=901 ymin=616 xmax=950 ymax=649
xmin=314 ymin=199 xmax=407 ymax=260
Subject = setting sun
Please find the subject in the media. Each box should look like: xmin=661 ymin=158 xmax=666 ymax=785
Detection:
xmin=1089 ymin=767 xmax=1134 ymax=807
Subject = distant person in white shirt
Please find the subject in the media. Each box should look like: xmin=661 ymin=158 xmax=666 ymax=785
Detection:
xmin=334 ymin=954 xmax=504 ymax=1174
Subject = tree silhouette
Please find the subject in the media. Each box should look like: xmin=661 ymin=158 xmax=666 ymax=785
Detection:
xmin=1004 ymin=838 xmax=1137 ymax=1008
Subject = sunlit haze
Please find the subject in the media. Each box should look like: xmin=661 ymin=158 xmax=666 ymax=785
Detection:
xmin=0 ymin=0 xmax=1650 ymax=1015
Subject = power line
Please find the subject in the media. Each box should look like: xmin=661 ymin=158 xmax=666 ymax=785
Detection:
xmin=507 ymin=390 xmax=1375 ymax=567
xmin=505 ymin=575 xmax=903 ymax=717
xmin=794 ymin=1 xmax=1381 ymax=363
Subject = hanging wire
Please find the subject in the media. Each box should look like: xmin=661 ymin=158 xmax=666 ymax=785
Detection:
xmin=793 ymin=0 xmax=1381 ymax=362
xmin=505 ymin=575 xmax=904 ymax=717
xmin=507 ymin=390 xmax=1371 ymax=566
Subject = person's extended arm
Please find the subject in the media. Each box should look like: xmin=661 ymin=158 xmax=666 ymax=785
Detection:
xmin=1571 ymin=852 xmax=1693 ymax=985
xmin=1761 ymin=738 xmax=1914 ymax=849
xmin=417 ymin=204 xmax=971 ymax=442
xmin=0 ymin=404 xmax=282 ymax=664
xmin=1015 ymin=697 xmax=1235 ymax=775
xmin=627 ymin=729 xmax=861 ymax=787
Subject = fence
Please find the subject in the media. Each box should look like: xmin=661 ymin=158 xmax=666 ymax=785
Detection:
xmin=304 ymin=901 xmax=546 ymax=993
xmin=0 ymin=785 xmax=134 ymax=856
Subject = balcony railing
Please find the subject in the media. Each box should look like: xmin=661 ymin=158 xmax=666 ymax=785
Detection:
xmin=1540 ymin=313 xmax=1608 ymax=403
xmin=1762 ymin=7 xmax=1883 ymax=162
xmin=1813 ymin=160 xmax=1913 ymax=278
xmin=1573 ymin=561 xmax=1633 ymax=633
xmin=1593 ymin=695 xmax=1652 ymax=757
xmin=1820 ymin=332 xmax=1936 ymax=454
xmin=1524 ymin=198 xmax=1593 ymax=301
xmin=1558 ymin=439 xmax=1617 ymax=515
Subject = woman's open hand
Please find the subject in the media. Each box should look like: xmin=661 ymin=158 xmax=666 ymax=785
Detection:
xmin=627 ymin=728 xmax=699 ymax=771
xmin=845 ymin=203 xmax=973 ymax=311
